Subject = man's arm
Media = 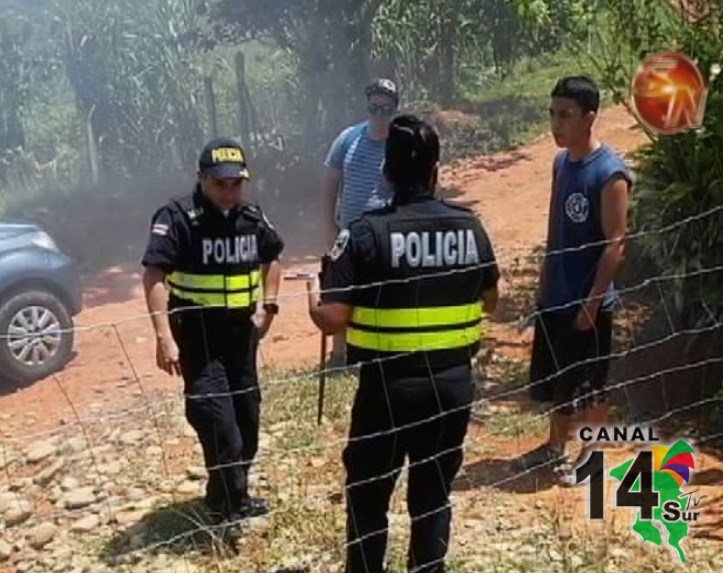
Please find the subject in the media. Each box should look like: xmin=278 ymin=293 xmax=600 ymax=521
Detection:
xmin=253 ymin=204 xmax=285 ymax=337
xmin=482 ymin=286 xmax=499 ymax=315
xmin=322 ymin=127 xmax=352 ymax=250
xmin=322 ymin=168 xmax=342 ymax=250
xmin=538 ymin=158 xmax=559 ymax=302
xmin=255 ymin=260 xmax=281 ymax=338
xmin=575 ymin=176 xmax=629 ymax=330
xmin=261 ymin=260 xmax=281 ymax=304
xmin=141 ymin=204 xmax=183 ymax=375
xmin=142 ymin=265 xmax=180 ymax=375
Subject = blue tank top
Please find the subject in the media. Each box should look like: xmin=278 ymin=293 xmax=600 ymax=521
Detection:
xmin=540 ymin=144 xmax=631 ymax=314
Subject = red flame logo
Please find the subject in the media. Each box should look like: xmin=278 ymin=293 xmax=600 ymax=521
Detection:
xmin=630 ymin=52 xmax=708 ymax=135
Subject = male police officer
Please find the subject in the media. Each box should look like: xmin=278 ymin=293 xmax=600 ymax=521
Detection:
xmin=142 ymin=138 xmax=283 ymax=525
xmin=307 ymin=115 xmax=500 ymax=573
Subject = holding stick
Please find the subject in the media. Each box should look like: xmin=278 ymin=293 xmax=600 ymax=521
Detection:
xmin=285 ymin=271 xmax=328 ymax=425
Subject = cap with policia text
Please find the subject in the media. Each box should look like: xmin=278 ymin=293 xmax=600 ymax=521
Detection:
xmin=198 ymin=138 xmax=251 ymax=180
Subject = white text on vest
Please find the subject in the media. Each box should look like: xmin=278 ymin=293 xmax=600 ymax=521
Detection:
xmin=390 ymin=230 xmax=479 ymax=268
xmin=202 ymin=236 xmax=258 ymax=265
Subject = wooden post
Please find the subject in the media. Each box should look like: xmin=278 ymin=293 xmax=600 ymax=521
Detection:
xmin=86 ymin=105 xmax=99 ymax=184
xmin=235 ymin=51 xmax=251 ymax=149
xmin=204 ymin=76 xmax=218 ymax=139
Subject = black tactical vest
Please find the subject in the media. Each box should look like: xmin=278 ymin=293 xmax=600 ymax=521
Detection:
xmin=347 ymin=197 xmax=488 ymax=369
xmin=167 ymin=191 xmax=263 ymax=317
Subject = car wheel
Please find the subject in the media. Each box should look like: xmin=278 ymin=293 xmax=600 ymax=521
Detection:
xmin=0 ymin=290 xmax=75 ymax=385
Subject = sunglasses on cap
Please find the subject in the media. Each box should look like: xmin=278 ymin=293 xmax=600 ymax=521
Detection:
xmin=368 ymin=103 xmax=396 ymax=117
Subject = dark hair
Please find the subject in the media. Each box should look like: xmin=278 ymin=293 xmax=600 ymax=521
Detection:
xmin=551 ymin=76 xmax=600 ymax=113
xmin=383 ymin=114 xmax=440 ymax=195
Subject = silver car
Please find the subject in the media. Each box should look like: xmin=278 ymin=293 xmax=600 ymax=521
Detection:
xmin=0 ymin=222 xmax=82 ymax=385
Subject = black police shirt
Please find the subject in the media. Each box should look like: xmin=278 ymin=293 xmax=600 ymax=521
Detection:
xmin=141 ymin=186 xmax=284 ymax=282
xmin=321 ymin=201 xmax=500 ymax=305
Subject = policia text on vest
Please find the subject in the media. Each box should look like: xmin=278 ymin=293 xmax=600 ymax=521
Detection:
xmin=337 ymin=209 xmax=495 ymax=368
xmin=390 ymin=229 xmax=480 ymax=268
xmin=202 ymin=235 xmax=259 ymax=265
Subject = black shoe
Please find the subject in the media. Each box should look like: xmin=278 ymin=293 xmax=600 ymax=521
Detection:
xmin=204 ymin=504 xmax=226 ymax=526
xmin=512 ymin=443 xmax=567 ymax=471
xmin=238 ymin=496 xmax=269 ymax=519
xmin=202 ymin=506 xmax=244 ymax=550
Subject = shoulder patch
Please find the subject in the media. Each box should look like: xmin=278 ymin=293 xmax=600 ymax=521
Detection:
xmin=330 ymin=229 xmax=351 ymax=261
xmin=151 ymin=223 xmax=169 ymax=236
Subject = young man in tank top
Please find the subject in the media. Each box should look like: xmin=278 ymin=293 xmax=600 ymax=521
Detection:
xmin=516 ymin=76 xmax=632 ymax=485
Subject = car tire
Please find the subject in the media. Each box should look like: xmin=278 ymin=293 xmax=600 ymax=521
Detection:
xmin=0 ymin=290 xmax=75 ymax=385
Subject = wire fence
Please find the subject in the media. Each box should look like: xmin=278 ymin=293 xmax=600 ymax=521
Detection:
xmin=0 ymin=203 xmax=721 ymax=573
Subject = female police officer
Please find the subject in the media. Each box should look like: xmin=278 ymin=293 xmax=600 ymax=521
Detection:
xmin=307 ymin=115 xmax=500 ymax=573
xmin=142 ymin=138 xmax=283 ymax=526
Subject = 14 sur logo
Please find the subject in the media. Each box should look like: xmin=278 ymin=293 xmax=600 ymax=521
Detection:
xmin=574 ymin=426 xmax=702 ymax=563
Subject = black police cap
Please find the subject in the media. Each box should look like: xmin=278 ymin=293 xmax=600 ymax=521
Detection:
xmin=199 ymin=138 xmax=250 ymax=180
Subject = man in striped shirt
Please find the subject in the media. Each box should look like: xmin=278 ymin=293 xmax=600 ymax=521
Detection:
xmin=322 ymin=78 xmax=400 ymax=365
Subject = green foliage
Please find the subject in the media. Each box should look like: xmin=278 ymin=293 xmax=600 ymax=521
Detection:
xmin=48 ymin=0 xmax=207 ymax=177
xmin=586 ymin=0 xmax=723 ymax=324
xmin=0 ymin=7 xmax=60 ymax=164
xmin=582 ymin=0 xmax=679 ymax=105
xmin=214 ymin=0 xmax=385 ymax=147
xmin=0 ymin=0 xmax=608 ymax=218
xmin=631 ymin=99 xmax=723 ymax=323
xmin=0 ymin=19 xmax=32 ymax=153
xmin=372 ymin=0 xmax=594 ymax=103
xmin=510 ymin=0 xmax=594 ymax=61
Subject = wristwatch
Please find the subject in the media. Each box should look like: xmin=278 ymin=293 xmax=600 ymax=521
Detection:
xmin=262 ymin=302 xmax=279 ymax=315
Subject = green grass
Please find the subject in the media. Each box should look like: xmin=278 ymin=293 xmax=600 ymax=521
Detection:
xmin=483 ymin=407 xmax=548 ymax=438
xmin=262 ymin=368 xmax=357 ymax=451
xmin=460 ymin=50 xmax=597 ymax=104
xmin=436 ymin=48 xmax=617 ymax=163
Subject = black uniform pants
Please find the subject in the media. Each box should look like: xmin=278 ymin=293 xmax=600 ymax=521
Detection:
xmin=172 ymin=312 xmax=261 ymax=518
xmin=344 ymin=363 xmax=473 ymax=573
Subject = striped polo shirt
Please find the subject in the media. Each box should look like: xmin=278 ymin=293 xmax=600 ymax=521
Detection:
xmin=325 ymin=121 xmax=393 ymax=227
